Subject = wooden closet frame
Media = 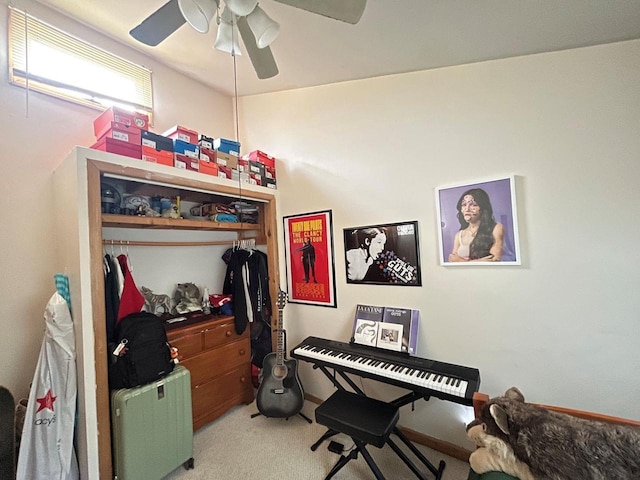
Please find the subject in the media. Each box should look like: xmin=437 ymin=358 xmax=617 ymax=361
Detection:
xmin=85 ymin=158 xmax=280 ymax=479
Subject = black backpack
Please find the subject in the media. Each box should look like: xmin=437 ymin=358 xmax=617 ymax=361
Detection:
xmin=108 ymin=312 xmax=175 ymax=390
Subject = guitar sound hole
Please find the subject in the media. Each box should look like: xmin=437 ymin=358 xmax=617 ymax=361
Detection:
xmin=273 ymin=365 xmax=287 ymax=380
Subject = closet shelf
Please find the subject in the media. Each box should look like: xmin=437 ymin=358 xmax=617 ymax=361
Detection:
xmin=102 ymin=214 xmax=260 ymax=231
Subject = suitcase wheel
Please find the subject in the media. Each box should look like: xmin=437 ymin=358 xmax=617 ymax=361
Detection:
xmin=183 ymin=458 xmax=195 ymax=470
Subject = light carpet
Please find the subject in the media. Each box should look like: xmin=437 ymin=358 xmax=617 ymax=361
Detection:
xmin=163 ymin=400 xmax=471 ymax=480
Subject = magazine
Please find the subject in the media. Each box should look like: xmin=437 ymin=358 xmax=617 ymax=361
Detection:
xmin=351 ymin=304 xmax=420 ymax=355
xmin=352 ymin=304 xmax=384 ymax=347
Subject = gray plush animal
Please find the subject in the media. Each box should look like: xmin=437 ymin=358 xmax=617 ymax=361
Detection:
xmin=173 ymin=282 xmax=202 ymax=314
xmin=140 ymin=286 xmax=172 ymax=315
xmin=474 ymin=387 xmax=640 ymax=480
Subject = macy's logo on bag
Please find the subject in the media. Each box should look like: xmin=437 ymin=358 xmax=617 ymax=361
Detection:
xmin=32 ymin=388 xmax=57 ymax=426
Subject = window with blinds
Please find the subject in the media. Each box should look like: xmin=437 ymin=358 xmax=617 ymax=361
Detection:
xmin=8 ymin=7 xmax=153 ymax=118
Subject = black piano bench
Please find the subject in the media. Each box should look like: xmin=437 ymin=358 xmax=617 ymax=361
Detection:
xmin=314 ymin=390 xmax=399 ymax=480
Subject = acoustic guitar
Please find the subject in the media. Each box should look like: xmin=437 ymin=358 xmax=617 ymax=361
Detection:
xmin=256 ymin=290 xmax=304 ymax=418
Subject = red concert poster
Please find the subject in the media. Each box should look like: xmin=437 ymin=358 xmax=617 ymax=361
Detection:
xmin=283 ymin=210 xmax=337 ymax=307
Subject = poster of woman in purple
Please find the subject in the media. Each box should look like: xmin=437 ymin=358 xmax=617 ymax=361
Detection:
xmin=436 ymin=176 xmax=521 ymax=265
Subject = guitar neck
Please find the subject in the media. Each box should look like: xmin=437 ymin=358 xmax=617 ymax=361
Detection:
xmin=276 ymin=307 xmax=284 ymax=365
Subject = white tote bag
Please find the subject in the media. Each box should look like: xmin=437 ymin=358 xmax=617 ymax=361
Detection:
xmin=16 ymin=292 xmax=79 ymax=480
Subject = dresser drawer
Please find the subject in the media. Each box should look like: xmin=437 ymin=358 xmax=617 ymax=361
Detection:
xmin=180 ymin=338 xmax=251 ymax=386
xmin=191 ymin=364 xmax=252 ymax=422
xmin=167 ymin=330 xmax=203 ymax=360
xmin=203 ymin=320 xmax=242 ymax=349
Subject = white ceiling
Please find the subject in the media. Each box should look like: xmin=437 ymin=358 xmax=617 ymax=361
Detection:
xmin=36 ymin=0 xmax=640 ymax=97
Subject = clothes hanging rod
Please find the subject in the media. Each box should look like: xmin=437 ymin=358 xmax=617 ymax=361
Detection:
xmin=102 ymin=239 xmax=255 ymax=247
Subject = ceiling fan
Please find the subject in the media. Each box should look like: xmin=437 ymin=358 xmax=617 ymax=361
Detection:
xmin=129 ymin=0 xmax=367 ymax=80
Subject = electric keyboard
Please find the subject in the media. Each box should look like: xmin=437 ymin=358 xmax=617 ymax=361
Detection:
xmin=291 ymin=336 xmax=480 ymax=406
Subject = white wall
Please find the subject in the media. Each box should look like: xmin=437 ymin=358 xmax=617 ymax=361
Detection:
xmin=238 ymin=39 xmax=640 ymax=448
xmin=2 ymin=0 xmax=639 ymax=455
xmin=0 ymin=0 xmax=234 ymax=401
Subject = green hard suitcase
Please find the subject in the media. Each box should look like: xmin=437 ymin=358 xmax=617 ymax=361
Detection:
xmin=111 ymin=365 xmax=194 ymax=479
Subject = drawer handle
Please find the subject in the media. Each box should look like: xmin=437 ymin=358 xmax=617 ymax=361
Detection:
xmin=240 ymin=376 xmax=246 ymax=383
xmin=226 ymin=330 xmax=232 ymax=337
xmin=239 ymin=349 xmax=245 ymax=355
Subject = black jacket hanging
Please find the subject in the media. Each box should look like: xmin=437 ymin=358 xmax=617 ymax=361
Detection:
xmin=223 ymin=248 xmax=272 ymax=335
xmin=104 ymin=254 xmax=120 ymax=344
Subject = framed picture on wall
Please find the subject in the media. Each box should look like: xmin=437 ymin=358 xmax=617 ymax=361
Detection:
xmin=435 ymin=175 xmax=521 ymax=266
xmin=343 ymin=221 xmax=422 ymax=286
xmin=283 ymin=210 xmax=337 ymax=307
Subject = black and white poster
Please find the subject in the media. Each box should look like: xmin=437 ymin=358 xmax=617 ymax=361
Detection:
xmin=343 ymin=221 xmax=422 ymax=286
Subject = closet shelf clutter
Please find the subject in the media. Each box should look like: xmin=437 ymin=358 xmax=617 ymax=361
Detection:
xmin=102 ymin=214 xmax=260 ymax=231
xmin=53 ymin=146 xmax=280 ymax=479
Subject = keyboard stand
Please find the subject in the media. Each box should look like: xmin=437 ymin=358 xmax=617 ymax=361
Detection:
xmin=310 ymin=364 xmax=446 ymax=480
xmin=250 ymin=410 xmax=313 ymax=423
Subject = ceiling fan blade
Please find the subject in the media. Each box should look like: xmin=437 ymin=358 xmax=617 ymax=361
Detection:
xmin=130 ymin=0 xmax=187 ymax=47
xmin=237 ymin=16 xmax=279 ymax=79
xmin=272 ymin=0 xmax=366 ymax=24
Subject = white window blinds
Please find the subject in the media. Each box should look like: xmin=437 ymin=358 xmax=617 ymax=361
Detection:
xmin=8 ymin=7 xmax=153 ymax=116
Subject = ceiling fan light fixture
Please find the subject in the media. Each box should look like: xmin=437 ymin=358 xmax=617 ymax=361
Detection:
xmin=178 ymin=0 xmax=218 ymax=33
xmin=214 ymin=13 xmax=242 ymax=55
xmin=246 ymin=5 xmax=280 ymax=48
xmin=225 ymin=0 xmax=258 ymax=17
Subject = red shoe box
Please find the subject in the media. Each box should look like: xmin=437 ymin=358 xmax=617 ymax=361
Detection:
xmin=98 ymin=121 xmax=141 ymax=145
xmin=199 ymin=147 xmax=216 ymax=163
xmin=218 ymin=165 xmax=232 ymax=179
xmin=249 ymin=173 xmax=263 ymax=186
xmin=199 ymin=159 xmax=219 ymax=176
xmin=141 ymin=145 xmax=173 ymax=166
xmin=91 ymin=136 xmax=142 ymax=159
xmin=175 ymin=153 xmax=199 ymax=171
xmin=264 ymin=165 xmax=276 ymax=179
xmin=162 ymin=125 xmax=198 ymax=145
xmin=243 ymin=150 xmax=276 ymax=168
xmin=94 ymin=107 xmax=149 ymax=138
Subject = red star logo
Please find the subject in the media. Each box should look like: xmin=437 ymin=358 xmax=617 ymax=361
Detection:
xmin=35 ymin=389 xmax=56 ymax=413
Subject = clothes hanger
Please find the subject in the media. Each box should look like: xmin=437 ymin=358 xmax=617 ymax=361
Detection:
xmin=126 ymin=241 xmax=133 ymax=272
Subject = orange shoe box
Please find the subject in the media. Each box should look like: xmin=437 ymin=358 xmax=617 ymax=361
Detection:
xmin=141 ymin=145 xmax=173 ymax=166
xmin=199 ymin=159 xmax=219 ymax=176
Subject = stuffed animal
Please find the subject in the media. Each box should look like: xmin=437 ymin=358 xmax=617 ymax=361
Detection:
xmin=470 ymin=387 xmax=640 ymax=480
xmin=466 ymin=415 xmax=534 ymax=479
xmin=140 ymin=286 xmax=172 ymax=316
xmin=173 ymin=282 xmax=202 ymax=314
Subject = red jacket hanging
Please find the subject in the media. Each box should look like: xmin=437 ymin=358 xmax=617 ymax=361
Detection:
xmin=116 ymin=254 xmax=144 ymax=323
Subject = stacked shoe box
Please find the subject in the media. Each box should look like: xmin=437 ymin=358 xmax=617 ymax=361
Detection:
xmin=241 ymin=150 xmax=277 ymax=189
xmin=163 ymin=125 xmax=200 ymax=172
xmin=141 ymin=130 xmax=174 ymax=166
xmin=91 ymin=107 xmax=149 ymax=159
xmin=213 ymin=138 xmax=240 ymax=180
xmin=198 ymin=135 xmax=218 ymax=177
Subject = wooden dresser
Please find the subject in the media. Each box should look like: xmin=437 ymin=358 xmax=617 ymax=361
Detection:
xmin=166 ymin=315 xmax=254 ymax=431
